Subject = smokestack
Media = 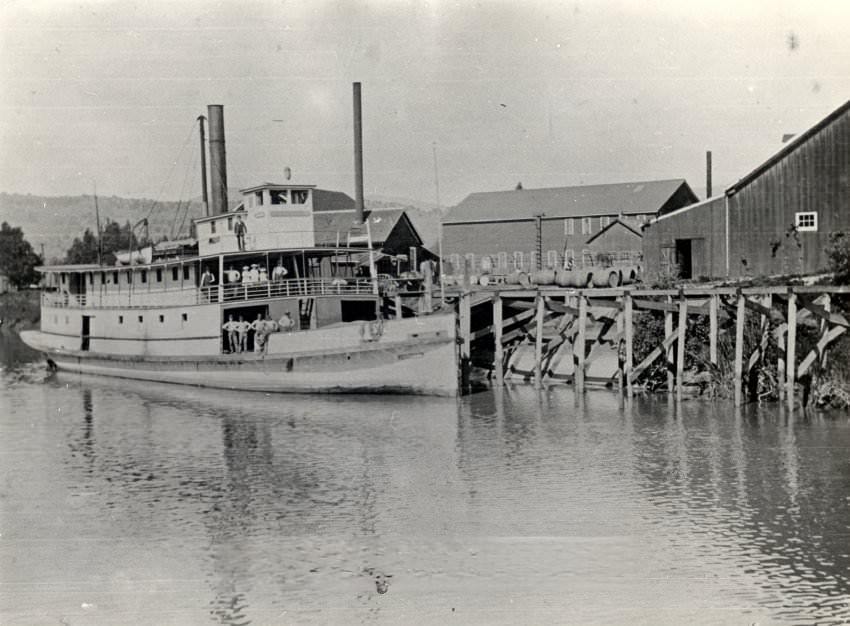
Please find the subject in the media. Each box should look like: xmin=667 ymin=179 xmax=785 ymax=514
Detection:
xmin=353 ymin=83 xmax=365 ymax=225
xmin=197 ymin=115 xmax=209 ymax=217
xmin=208 ymin=105 xmax=228 ymax=216
xmin=706 ymin=150 xmax=712 ymax=199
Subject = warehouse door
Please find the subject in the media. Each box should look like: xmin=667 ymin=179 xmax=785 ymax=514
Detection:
xmin=675 ymin=239 xmax=693 ymax=279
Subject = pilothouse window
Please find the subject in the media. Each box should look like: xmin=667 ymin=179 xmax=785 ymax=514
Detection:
xmin=291 ymin=189 xmax=308 ymax=204
xmin=270 ymin=189 xmax=287 ymax=205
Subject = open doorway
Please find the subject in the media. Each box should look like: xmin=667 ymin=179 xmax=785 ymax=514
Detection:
xmin=675 ymin=239 xmax=693 ymax=279
xmin=222 ymin=304 xmax=268 ymax=354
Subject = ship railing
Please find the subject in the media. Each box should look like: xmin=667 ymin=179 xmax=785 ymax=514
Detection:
xmin=43 ymin=288 xmax=201 ymax=309
xmin=218 ymin=277 xmax=375 ymax=303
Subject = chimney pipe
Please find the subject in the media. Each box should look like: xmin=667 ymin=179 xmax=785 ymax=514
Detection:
xmin=208 ymin=105 xmax=228 ymax=216
xmin=197 ymin=115 xmax=209 ymax=217
xmin=353 ymin=83 xmax=365 ymax=225
xmin=706 ymin=150 xmax=712 ymax=199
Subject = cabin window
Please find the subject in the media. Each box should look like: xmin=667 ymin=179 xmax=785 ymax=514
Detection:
xmin=227 ymin=216 xmax=233 ymax=230
xmin=112 ymin=271 xmax=118 ymax=284
xmin=183 ymin=266 xmax=190 ymax=280
xmin=547 ymin=250 xmax=558 ymax=268
xmin=255 ymin=191 xmax=264 ymax=206
xmin=138 ymin=315 xmax=143 ymax=323
xmin=270 ymin=189 xmax=287 ymax=205
xmin=159 ymin=315 xmax=165 ymax=323
xmin=182 ymin=313 xmax=188 ymax=322
xmin=140 ymin=270 xmax=147 ymax=284
xmin=118 ymin=315 xmax=124 ymax=324
xmin=564 ymin=218 xmax=574 ymax=235
xmin=126 ymin=271 xmax=133 ymax=285
xmin=210 ymin=220 xmax=217 ymax=234
xmin=100 ymin=272 xmax=106 ymax=284
xmin=291 ymin=189 xmax=308 ymax=204
xmin=795 ymin=212 xmax=818 ymax=232
xmin=172 ymin=267 xmax=178 ymax=281
xmin=61 ymin=274 xmax=66 ymax=284
xmin=581 ymin=217 xmax=592 ymax=235
xmin=156 ymin=268 xmax=163 ymax=282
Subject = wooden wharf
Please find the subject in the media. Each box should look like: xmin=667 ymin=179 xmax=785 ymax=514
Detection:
xmin=450 ymin=284 xmax=850 ymax=406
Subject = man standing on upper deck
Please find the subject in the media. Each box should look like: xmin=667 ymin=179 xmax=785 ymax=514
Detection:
xmin=272 ymin=260 xmax=288 ymax=282
xmin=234 ymin=215 xmax=247 ymax=251
xmin=200 ymin=267 xmax=216 ymax=301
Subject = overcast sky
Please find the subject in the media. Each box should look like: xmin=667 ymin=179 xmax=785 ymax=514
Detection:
xmin=1 ymin=0 xmax=848 ymax=206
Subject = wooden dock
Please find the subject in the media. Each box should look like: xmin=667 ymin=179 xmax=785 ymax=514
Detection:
xmin=452 ymin=284 xmax=850 ymax=406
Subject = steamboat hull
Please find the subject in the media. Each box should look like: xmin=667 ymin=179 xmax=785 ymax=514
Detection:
xmin=20 ymin=326 xmax=459 ymax=397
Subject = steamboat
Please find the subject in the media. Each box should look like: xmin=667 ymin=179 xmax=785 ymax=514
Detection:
xmin=21 ymin=87 xmax=458 ymax=396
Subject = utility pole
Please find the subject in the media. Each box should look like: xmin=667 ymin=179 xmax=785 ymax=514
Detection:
xmin=433 ymin=142 xmax=445 ymax=304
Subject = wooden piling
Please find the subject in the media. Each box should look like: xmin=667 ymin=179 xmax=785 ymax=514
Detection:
xmin=624 ymin=291 xmax=634 ymax=398
xmin=821 ymin=294 xmax=831 ymax=371
xmin=616 ymin=304 xmax=624 ymax=392
xmin=786 ymin=292 xmax=797 ymax=405
xmin=493 ymin=294 xmax=504 ymax=387
xmin=665 ymin=295 xmax=675 ymax=393
xmin=676 ymin=294 xmax=687 ymax=401
xmin=423 ymin=262 xmax=433 ymax=312
xmin=575 ymin=293 xmax=587 ymax=393
xmin=459 ymin=292 xmax=471 ymax=391
xmin=734 ymin=292 xmax=746 ymax=407
xmin=534 ymin=295 xmax=545 ymax=389
xmin=394 ymin=294 xmax=403 ymax=320
xmin=709 ymin=294 xmax=718 ymax=366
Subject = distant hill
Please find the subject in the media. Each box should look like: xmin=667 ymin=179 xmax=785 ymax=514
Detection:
xmin=0 ymin=191 xmax=443 ymax=263
xmin=0 ymin=192 xmax=204 ymax=263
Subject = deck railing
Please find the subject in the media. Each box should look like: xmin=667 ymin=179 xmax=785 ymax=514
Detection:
xmin=42 ymin=277 xmax=376 ymax=309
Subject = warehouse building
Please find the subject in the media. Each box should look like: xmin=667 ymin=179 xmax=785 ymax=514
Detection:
xmin=441 ymin=179 xmax=697 ymax=274
xmin=644 ymin=100 xmax=850 ymax=280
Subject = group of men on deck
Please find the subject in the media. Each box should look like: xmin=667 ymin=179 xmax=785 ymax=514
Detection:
xmin=222 ymin=311 xmax=295 ymax=354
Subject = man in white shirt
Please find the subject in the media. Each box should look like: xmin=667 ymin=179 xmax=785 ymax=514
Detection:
xmin=221 ymin=314 xmax=239 ymax=353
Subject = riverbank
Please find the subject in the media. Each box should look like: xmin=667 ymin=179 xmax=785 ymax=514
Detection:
xmin=0 ymin=290 xmax=40 ymax=333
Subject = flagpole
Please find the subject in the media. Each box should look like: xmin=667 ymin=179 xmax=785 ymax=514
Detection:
xmin=433 ymin=142 xmax=445 ymax=305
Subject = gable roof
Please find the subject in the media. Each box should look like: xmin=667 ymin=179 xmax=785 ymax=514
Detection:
xmin=444 ymin=179 xmax=696 ymax=224
xmin=313 ymin=208 xmax=421 ymax=246
xmin=312 ymin=189 xmax=356 ymax=212
xmin=728 ymin=100 xmax=850 ymax=194
xmin=584 ymin=218 xmax=642 ymax=244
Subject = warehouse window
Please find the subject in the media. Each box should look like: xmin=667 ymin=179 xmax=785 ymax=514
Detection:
xmin=795 ymin=212 xmax=818 ymax=232
xmin=547 ymin=250 xmax=559 ymax=268
xmin=564 ymin=218 xmax=574 ymax=235
xmin=464 ymin=253 xmax=475 ymax=271
xmin=498 ymin=251 xmax=508 ymax=270
xmin=513 ymin=251 xmax=524 ymax=270
xmin=581 ymin=217 xmax=592 ymax=235
xmin=564 ymin=249 xmax=575 ymax=269
xmin=600 ymin=216 xmax=612 ymax=229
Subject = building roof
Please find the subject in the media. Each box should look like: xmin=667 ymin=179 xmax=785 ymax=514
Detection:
xmin=444 ymin=179 xmax=696 ymax=224
xmin=312 ymin=189 xmax=356 ymax=212
xmin=584 ymin=218 xmax=642 ymax=244
xmin=313 ymin=208 xmax=421 ymax=247
xmin=728 ymin=100 xmax=850 ymax=194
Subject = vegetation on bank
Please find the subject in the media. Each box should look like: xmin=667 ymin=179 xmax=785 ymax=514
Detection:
xmin=0 ymin=222 xmax=42 ymax=289
xmin=0 ymin=289 xmax=40 ymax=332
xmin=633 ymin=232 xmax=850 ymax=409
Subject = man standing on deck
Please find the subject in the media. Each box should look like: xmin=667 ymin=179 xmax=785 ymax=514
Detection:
xmin=272 ymin=260 xmax=288 ymax=282
xmin=278 ymin=311 xmax=295 ymax=333
xmin=222 ymin=314 xmax=239 ymax=353
xmin=250 ymin=313 xmax=267 ymax=354
xmin=236 ymin=315 xmax=250 ymax=353
xmin=234 ymin=215 xmax=247 ymax=251
xmin=200 ymin=267 xmax=216 ymax=301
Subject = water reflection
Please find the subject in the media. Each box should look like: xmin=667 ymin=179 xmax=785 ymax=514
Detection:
xmin=1 ymin=359 xmax=849 ymax=624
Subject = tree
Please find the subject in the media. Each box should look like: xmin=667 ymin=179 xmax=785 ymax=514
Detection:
xmin=826 ymin=232 xmax=850 ymax=286
xmin=65 ymin=220 xmax=145 ymax=265
xmin=0 ymin=222 xmax=42 ymax=288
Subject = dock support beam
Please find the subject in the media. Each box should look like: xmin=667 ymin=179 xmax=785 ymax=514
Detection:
xmin=734 ymin=292 xmax=746 ymax=407
xmin=709 ymin=294 xmax=718 ymax=366
xmin=676 ymin=294 xmax=687 ymax=402
xmin=493 ymin=295 xmax=503 ymax=387
xmin=534 ymin=295 xmax=545 ymax=389
xmin=665 ymin=295 xmax=675 ymax=393
xmin=459 ymin=292 xmax=471 ymax=392
xmin=624 ymin=291 xmax=633 ymax=398
xmin=575 ymin=293 xmax=587 ymax=393
xmin=786 ymin=292 xmax=797 ymax=406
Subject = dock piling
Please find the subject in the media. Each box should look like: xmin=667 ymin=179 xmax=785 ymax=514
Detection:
xmin=534 ymin=295 xmax=545 ymax=388
xmin=786 ymin=292 xmax=797 ymax=406
xmin=576 ymin=293 xmax=587 ymax=393
xmin=493 ymin=294 xmax=504 ymax=387
xmin=624 ymin=291 xmax=634 ymax=398
xmin=676 ymin=293 xmax=687 ymax=402
xmin=734 ymin=292 xmax=746 ymax=407
xmin=665 ymin=295 xmax=675 ymax=393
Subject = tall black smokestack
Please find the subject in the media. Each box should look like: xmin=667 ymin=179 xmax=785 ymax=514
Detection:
xmin=706 ymin=150 xmax=712 ymax=199
xmin=353 ymin=83 xmax=365 ymax=224
xmin=208 ymin=105 xmax=228 ymax=216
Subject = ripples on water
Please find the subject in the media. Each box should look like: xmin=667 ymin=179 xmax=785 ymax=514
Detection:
xmin=1 ymin=335 xmax=849 ymax=625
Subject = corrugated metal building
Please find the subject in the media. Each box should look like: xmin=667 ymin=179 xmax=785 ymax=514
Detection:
xmin=442 ymin=179 xmax=697 ymax=273
xmin=644 ymin=100 xmax=850 ymax=280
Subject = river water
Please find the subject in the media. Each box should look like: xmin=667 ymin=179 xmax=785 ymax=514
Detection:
xmin=1 ymin=331 xmax=849 ymax=625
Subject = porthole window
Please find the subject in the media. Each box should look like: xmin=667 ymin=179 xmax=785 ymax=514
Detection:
xmin=182 ymin=313 xmax=188 ymax=322
xmin=138 ymin=315 xmax=143 ymax=323
xmin=118 ymin=315 xmax=124 ymax=324
xmin=159 ymin=315 xmax=165 ymax=323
